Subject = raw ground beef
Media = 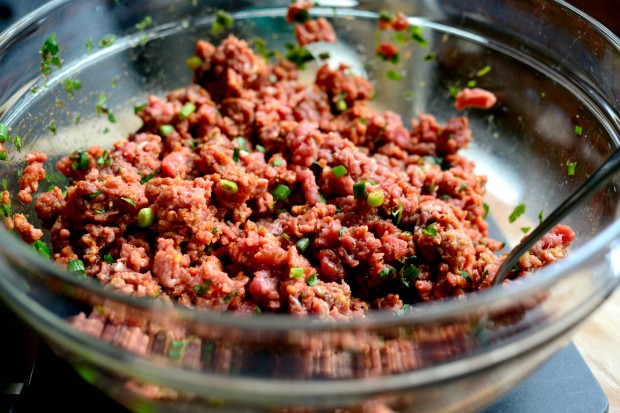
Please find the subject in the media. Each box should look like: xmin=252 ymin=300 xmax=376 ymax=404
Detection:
xmin=19 ymin=33 xmax=574 ymax=319
xmin=3 ymin=4 xmax=574 ymax=323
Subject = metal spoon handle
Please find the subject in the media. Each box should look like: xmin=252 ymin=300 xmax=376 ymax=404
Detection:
xmin=493 ymin=146 xmax=620 ymax=285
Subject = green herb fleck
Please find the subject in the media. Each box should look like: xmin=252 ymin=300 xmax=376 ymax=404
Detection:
xmin=285 ymin=42 xmax=314 ymax=69
xmin=483 ymin=203 xmax=489 ymax=219
xmin=476 ymin=65 xmax=492 ymax=77
xmin=567 ymin=161 xmax=577 ymax=176
xmin=296 ymin=237 xmax=310 ymax=253
xmin=121 ymin=197 xmax=136 ymax=206
xmin=103 ymin=253 xmax=115 ymax=263
xmin=140 ymin=169 xmax=159 ymax=184
xmin=71 ymin=151 xmax=90 ymax=171
xmin=423 ymin=52 xmax=435 ymax=61
xmin=538 ymin=209 xmax=544 ymax=224
xmin=391 ymin=202 xmax=403 ymax=224
xmin=13 ymin=135 xmax=22 ymax=151
xmin=379 ymin=266 xmax=395 ymax=278
xmin=335 ymin=92 xmax=348 ymax=111
xmin=318 ymin=51 xmax=331 ymax=60
xmin=575 ymin=125 xmax=583 ymax=136
xmin=250 ymin=37 xmax=277 ymax=60
xmin=64 ymin=79 xmax=82 ymax=97
xmin=467 ymin=79 xmax=477 ymax=88
xmin=32 ymin=240 xmax=51 ymax=259
xmin=400 ymin=264 xmax=420 ymax=287
xmin=395 ymin=303 xmax=411 ymax=316
xmin=85 ymin=189 xmax=103 ymax=200
xmin=459 ymin=270 xmax=471 ymax=280
xmin=98 ymin=34 xmax=117 ymax=48
xmin=307 ymin=274 xmax=318 ymax=286
xmin=387 ymin=70 xmax=402 ymax=81
xmin=233 ymin=148 xmax=240 ymax=163
xmin=509 ymin=203 xmax=526 ymax=223
xmin=520 ymin=227 xmax=531 ymax=234
xmin=96 ymin=150 xmax=111 ymax=166
xmin=68 ymin=259 xmax=87 ymax=276
xmin=353 ymin=181 xmax=369 ymax=199
xmin=338 ymin=226 xmax=346 ymax=238
xmin=409 ymin=25 xmax=427 ymax=48
xmin=40 ymin=34 xmax=62 ymax=77
xmin=186 ymin=55 xmax=204 ymax=70
xmin=212 ymin=10 xmax=234 ymax=34
xmin=85 ymin=38 xmax=94 ymax=53
xmin=135 ymin=16 xmax=153 ymax=31
xmin=0 ymin=123 xmax=9 ymax=143
xmin=272 ymin=158 xmax=283 ymax=167
xmin=367 ymin=190 xmax=384 ymax=207
xmin=422 ymin=222 xmax=438 ymax=237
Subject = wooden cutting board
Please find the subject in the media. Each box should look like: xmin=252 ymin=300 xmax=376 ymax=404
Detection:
xmin=573 ymin=289 xmax=620 ymax=412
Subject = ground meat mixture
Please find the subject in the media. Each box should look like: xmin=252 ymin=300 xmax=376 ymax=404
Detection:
xmin=20 ymin=32 xmax=575 ymax=319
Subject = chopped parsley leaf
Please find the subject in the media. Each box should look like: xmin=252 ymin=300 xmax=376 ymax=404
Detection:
xmin=567 ymin=161 xmax=577 ymax=176
xmin=32 ymin=240 xmax=51 ymax=259
xmin=40 ymin=34 xmax=62 ymax=77
xmin=211 ymin=10 xmax=234 ymax=35
xmin=98 ymin=34 xmax=117 ymax=48
xmin=422 ymin=222 xmax=438 ymax=237
xmin=285 ymin=42 xmax=314 ymax=69
xmin=387 ymin=70 xmax=402 ymax=81
xmin=409 ymin=25 xmax=428 ymax=48
xmin=135 ymin=16 xmax=153 ymax=31
xmin=538 ymin=209 xmax=544 ymax=224
xmin=307 ymin=274 xmax=318 ymax=286
xmin=508 ymin=203 xmax=526 ymax=223
xmin=64 ymin=79 xmax=82 ymax=97
xmin=574 ymin=125 xmax=583 ymax=136
xmin=140 ymin=169 xmax=160 ymax=184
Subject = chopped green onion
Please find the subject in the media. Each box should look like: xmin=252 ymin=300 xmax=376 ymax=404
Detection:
xmin=379 ymin=266 xmax=395 ymax=278
xmin=159 ymin=124 xmax=175 ymax=136
xmin=272 ymin=184 xmax=291 ymax=201
xmin=332 ymin=165 xmax=348 ymax=177
xmin=367 ymin=190 xmax=384 ymax=207
xmin=220 ymin=179 xmax=239 ymax=194
xmin=282 ymin=233 xmax=290 ymax=241
xmin=422 ymin=222 xmax=438 ymax=237
xmin=509 ymin=203 xmax=526 ymax=223
xmin=567 ymin=161 xmax=577 ymax=176
xmin=335 ymin=94 xmax=348 ymax=111
xmin=0 ymin=123 xmax=9 ymax=142
xmin=338 ymin=227 xmax=346 ymax=238
xmin=483 ymin=203 xmax=490 ymax=219
xmin=296 ymin=237 xmax=310 ymax=253
xmin=476 ymin=65 xmax=492 ymax=77
xmin=353 ymin=181 xmax=368 ymax=199
xmin=289 ymin=267 xmax=305 ymax=279
xmin=520 ymin=227 xmax=531 ymax=234
xmin=68 ymin=259 xmax=87 ymax=275
xmin=0 ymin=152 xmax=6 ymax=161
xmin=137 ymin=207 xmax=154 ymax=227
xmin=233 ymin=148 xmax=240 ymax=163
xmin=538 ymin=209 xmax=544 ymax=224
xmin=256 ymin=144 xmax=266 ymax=153
xmin=307 ymin=274 xmax=318 ymax=286
xmin=179 ymin=102 xmax=196 ymax=120
xmin=33 ymin=240 xmax=51 ymax=259
xmin=235 ymin=137 xmax=247 ymax=150
xmin=467 ymin=79 xmax=477 ymax=88
xmin=186 ymin=56 xmax=204 ymax=70
xmin=168 ymin=340 xmax=186 ymax=359
xmin=272 ymin=158 xmax=283 ymax=167
xmin=395 ymin=303 xmax=411 ymax=316
xmin=85 ymin=38 xmax=94 ymax=53
xmin=103 ymin=253 xmax=115 ymax=263
xmin=318 ymin=51 xmax=331 ymax=60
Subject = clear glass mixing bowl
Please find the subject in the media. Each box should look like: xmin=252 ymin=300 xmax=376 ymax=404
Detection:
xmin=1 ymin=0 xmax=620 ymax=412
